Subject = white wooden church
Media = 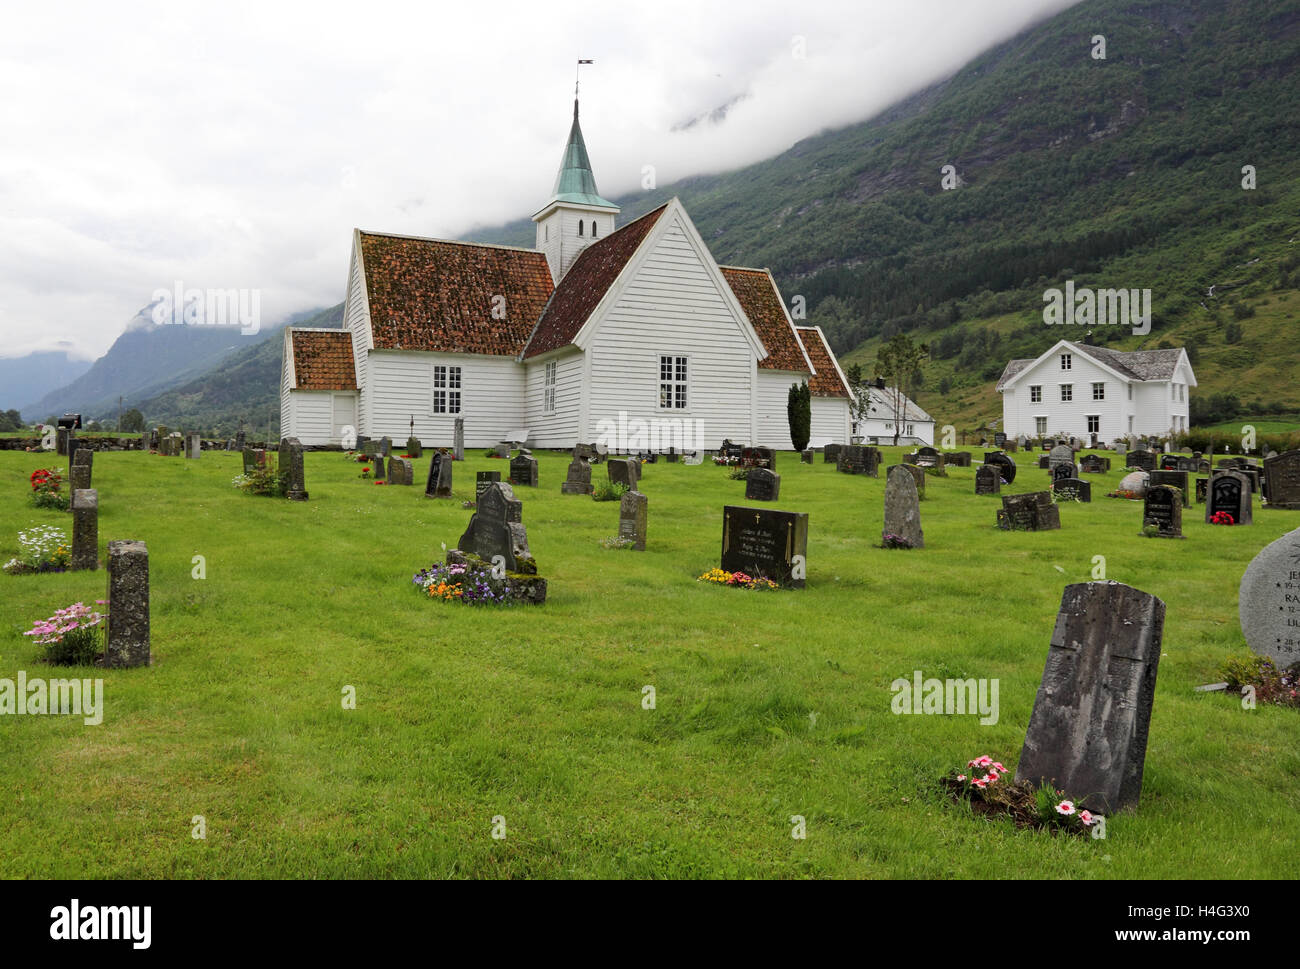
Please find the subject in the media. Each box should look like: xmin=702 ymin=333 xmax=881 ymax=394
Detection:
xmin=280 ymin=98 xmax=852 ymax=450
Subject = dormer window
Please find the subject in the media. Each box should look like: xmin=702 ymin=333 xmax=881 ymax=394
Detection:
xmin=1061 ymin=353 xmax=1072 ymax=370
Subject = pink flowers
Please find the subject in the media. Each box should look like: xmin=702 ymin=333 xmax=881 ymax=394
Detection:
xmin=24 ymin=602 xmax=107 ymax=645
xmin=1055 ymin=800 xmax=1076 ymax=816
xmin=1079 ymin=810 xmax=1096 ymax=826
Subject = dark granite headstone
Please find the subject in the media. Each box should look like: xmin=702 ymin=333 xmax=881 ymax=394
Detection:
xmin=372 ymin=455 xmax=387 ymax=481
xmin=71 ymin=489 xmax=98 ymax=571
xmin=801 ymin=449 xmax=813 ymax=464
xmin=1052 ymin=462 xmax=1077 ymax=482
xmin=406 ymin=437 xmax=423 ymax=459
xmin=741 ymin=446 xmax=776 ymax=469
xmin=1205 ymin=470 xmax=1251 ymax=525
xmin=425 ymin=452 xmax=453 ymax=498
xmin=1148 ymin=470 xmax=1189 ymax=507
xmin=1080 ymin=454 xmax=1109 ymax=473
xmin=998 ymin=492 xmax=1060 ymax=531
xmin=476 ymin=470 xmax=501 ymax=501
xmin=993 ymin=432 xmax=1007 ymax=448
xmin=1128 ymin=449 xmax=1157 ymax=472
xmin=618 ymin=490 xmax=648 ymax=550
xmin=106 ymin=540 xmax=150 ymax=668
xmin=943 ymin=452 xmax=972 ymax=468
xmin=975 ymin=465 xmax=1001 ymax=495
xmin=510 ymin=454 xmax=539 ymax=487
xmin=1238 ymin=525 xmax=1300 ymax=666
xmin=720 ymin=505 xmax=808 ymax=588
xmin=984 ymin=452 xmax=1017 ymax=485
xmin=1264 ymin=450 xmax=1300 ymax=509
xmin=458 ymin=481 xmax=532 ymax=571
xmin=1142 ymin=485 xmax=1182 ymax=537
xmin=1051 ymin=477 xmax=1091 ymax=502
xmin=823 ymin=444 xmax=842 ymax=464
xmin=1038 ymin=454 xmax=1050 ymax=469
xmin=837 ymin=445 xmax=879 ymax=477
xmin=883 ymin=466 xmax=924 ymax=548
xmin=744 ymin=467 xmax=781 ymax=502
xmin=607 ymin=458 xmax=638 ymax=489
xmin=1016 ymin=581 xmax=1165 ymax=813
xmin=379 ymin=436 xmax=392 ymax=457
xmin=279 ymin=437 xmax=308 ymax=500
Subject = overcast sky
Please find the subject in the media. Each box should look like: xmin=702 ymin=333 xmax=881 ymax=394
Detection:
xmin=0 ymin=0 xmax=1082 ymax=361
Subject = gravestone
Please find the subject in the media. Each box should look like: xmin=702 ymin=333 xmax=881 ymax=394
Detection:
xmin=70 ymin=460 xmax=91 ymax=494
xmin=355 ymin=435 xmax=370 ymax=454
xmin=882 ymin=467 xmax=924 ymax=548
xmin=1195 ymin=477 xmax=1209 ymax=504
xmin=72 ymin=447 xmax=93 ymax=476
xmin=458 ymin=481 xmax=533 ymax=572
xmin=1117 ymin=470 xmax=1149 ymax=496
xmin=186 ymin=432 xmax=201 ymax=459
xmin=744 ymin=467 xmax=781 ymax=502
xmin=1038 ymin=454 xmax=1051 ymax=469
xmin=71 ymin=489 xmax=98 ymax=571
xmin=720 ymin=505 xmax=808 ymax=588
xmin=608 ymin=458 xmax=638 ymax=489
xmin=618 ymin=490 xmax=648 ymax=550
xmin=983 ymin=452 xmax=1017 ymax=485
xmin=1238 ymin=525 xmax=1300 ymax=667
xmin=406 ymin=437 xmax=423 ymax=459
xmin=837 ymin=445 xmax=879 ymax=477
xmin=476 ymin=470 xmax=501 ymax=501
xmin=561 ymin=457 xmax=593 ymax=495
xmin=379 ymin=436 xmax=392 ymax=457
xmin=279 ymin=438 xmax=308 ymax=500
xmin=235 ymin=430 xmax=246 ymax=449
xmin=1142 ymin=485 xmax=1182 ymax=537
xmin=1052 ymin=463 xmax=1078 ymax=483
xmin=56 ymin=427 xmax=73 ymax=457
xmin=388 ymin=457 xmax=414 ymax=486
xmin=510 ymin=454 xmax=539 ymax=487
xmin=492 ymin=441 xmax=512 ymax=459
xmin=1016 ymin=582 xmax=1165 ymax=813
xmin=1128 ymin=449 xmax=1157 ymax=472
xmin=975 ymin=465 xmax=1001 ymax=495
xmin=242 ymin=448 xmax=263 ymax=474
xmin=372 ymin=455 xmax=386 ymax=481
xmin=915 ymin=447 xmax=944 ymax=469
xmin=1159 ymin=454 xmax=1178 ymax=471
xmin=1175 ymin=456 xmax=1198 ymax=473
xmin=424 ymin=452 xmax=453 ymax=498
xmin=823 ymin=444 xmax=842 ymax=465
xmin=993 ymin=432 xmax=1007 ymax=448
xmin=1080 ymin=455 xmax=1109 ymax=473
xmin=801 ymin=449 xmax=814 ymax=464
xmin=998 ymin=492 xmax=1060 ymax=531
xmin=1114 ymin=441 xmax=1127 ymax=455
xmin=886 ymin=463 xmax=925 ymax=497
xmin=1049 ymin=444 xmax=1074 ymax=474
xmin=452 ymin=418 xmax=464 ymax=461
xmin=944 ymin=452 xmax=972 ymax=468
xmin=1148 ymin=470 xmax=1190 ymax=508
xmin=742 ymin=446 xmax=776 ymax=469
xmin=1205 ymin=470 xmax=1251 ymax=525
xmin=1052 ymin=477 xmax=1091 ymax=502
xmin=1264 ymin=450 xmax=1300 ymax=509
xmin=106 ymin=540 xmax=150 ymax=668
xmin=684 ymin=451 xmax=704 ymax=466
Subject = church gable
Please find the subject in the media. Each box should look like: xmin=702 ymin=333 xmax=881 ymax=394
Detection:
xmin=720 ymin=267 xmax=810 ymax=373
xmin=359 ymin=232 xmax=553 ymax=356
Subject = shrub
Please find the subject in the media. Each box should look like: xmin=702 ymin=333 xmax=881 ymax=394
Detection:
xmin=234 ymin=459 xmax=286 ymax=497
xmin=591 ymin=479 xmax=629 ymax=502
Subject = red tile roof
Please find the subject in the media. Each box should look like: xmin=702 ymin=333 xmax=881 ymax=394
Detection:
xmin=290 ymin=329 xmax=358 ymax=390
xmin=523 ymin=204 xmax=668 ymax=359
xmin=719 ymin=267 xmax=809 ymax=372
xmin=795 ymin=327 xmax=851 ymax=398
xmin=359 ymin=232 xmax=554 ymax=356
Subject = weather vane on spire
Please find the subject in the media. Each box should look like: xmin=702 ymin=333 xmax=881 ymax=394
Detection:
xmin=575 ymin=58 xmax=593 ymax=100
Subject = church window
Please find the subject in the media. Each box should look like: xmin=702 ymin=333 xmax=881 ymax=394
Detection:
xmin=591 ymin=221 xmax=598 ymax=238
xmin=433 ymin=365 xmax=461 ymax=414
xmin=544 ymin=360 xmax=557 ymax=415
xmin=577 ymin=221 xmax=584 ymax=237
xmin=659 ymin=355 xmax=687 ymax=409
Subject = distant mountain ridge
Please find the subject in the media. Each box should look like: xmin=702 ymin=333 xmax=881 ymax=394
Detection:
xmin=0 ymin=351 xmax=93 ymax=412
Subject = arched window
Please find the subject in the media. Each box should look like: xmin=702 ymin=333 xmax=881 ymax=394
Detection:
xmin=591 ymin=221 xmax=598 ymax=238
xmin=577 ymin=221 xmax=584 ymax=237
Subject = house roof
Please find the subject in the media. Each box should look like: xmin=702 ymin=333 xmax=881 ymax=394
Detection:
xmin=997 ymin=340 xmax=1190 ymax=390
xmin=793 ymin=326 xmax=851 ymax=397
xmin=289 ymin=328 xmax=358 ymax=391
xmin=358 ymin=232 xmax=554 ymax=356
xmin=720 ymin=267 xmax=810 ymax=373
xmin=863 ymin=384 xmax=933 ymax=423
xmin=523 ymin=203 xmax=668 ymax=359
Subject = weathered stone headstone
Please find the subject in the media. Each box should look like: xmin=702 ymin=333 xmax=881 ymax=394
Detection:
xmin=362 ymin=439 xmax=379 ymax=459
xmin=1052 ymin=477 xmax=1091 ymax=502
xmin=1148 ymin=469 xmax=1190 ymax=507
xmin=1238 ymin=525 xmax=1300 ymax=666
xmin=452 ymin=418 xmax=464 ymax=461
xmin=1205 ymin=470 xmax=1251 ymax=525
xmin=561 ymin=457 xmax=593 ymax=495
xmin=356 ymin=434 xmax=370 ymax=454
xmin=837 ymin=444 xmax=879 ymax=477
xmin=380 ymin=436 xmax=392 ymax=457
xmin=1117 ymin=470 xmax=1149 ymax=497
xmin=406 ymin=437 xmax=423 ymax=459
xmin=823 ymin=444 xmax=842 ymax=465
xmin=975 ymin=465 xmax=1001 ymax=495
xmin=1142 ymin=485 xmax=1182 ymax=537
xmin=944 ymin=452 xmax=972 ymax=468
xmin=998 ymin=492 xmax=1060 ymax=531
xmin=801 ymin=449 xmax=814 ymax=464
xmin=279 ymin=437 xmax=308 ymax=500
xmin=883 ymin=467 xmax=924 ymax=548
xmin=744 ymin=467 xmax=781 ymax=502
xmin=241 ymin=448 xmax=262 ymax=474
xmin=1049 ymin=444 xmax=1074 ymax=474
xmin=71 ymin=489 xmax=98 ymax=571
xmin=618 ymin=490 xmax=648 ymax=550
xmin=1079 ymin=454 xmax=1109 ymax=474
xmin=186 ymin=432 xmax=201 ymax=459
xmin=106 ymin=540 xmax=150 ymax=668
xmin=510 ymin=454 xmax=539 ymax=487
xmin=1128 ymin=449 xmax=1157 ymax=472
xmin=1052 ymin=462 xmax=1078 ymax=483
xmin=475 ymin=470 xmax=501 ymax=501
xmin=56 ymin=427 xmax=73 ymax=457
xmin=1038 ymin=454 xmax=1051 ymax=469
xmin=741 ymin=446 xmax=776 ymax=469
xmin=424 ymin=452 xmax=453 ymax=498
xmin=388 ymin=457 xmax=414 ymax=486
xmin=1195 ymin=476 xmax=1209 ymax=504
xmin=458 ymin=481 xmax=533 ymax=571
xmin=372 ymin=455 xmax=387 ymax=481
xmin=721 ymin=505 xmax=808 ymax=588
xmin=1016 ymin=581 xmax=1165 ymax=813
xmin=1264 ymin=450 xmax=1300 ymax=509
xmin=984 ymin=452 xmax=1017 ymax=485
xmin=886 ymin=463 xmax=925 ymax=497
xmin=72 ymin=446 xmax=93 ymax=474
xmin=607 ymin=458 xmax=638 ymax=489
xmin=993 ymin=432 xmax=1007 ymax=448
xmin=70 ymin=460 xmax=92 ymax=494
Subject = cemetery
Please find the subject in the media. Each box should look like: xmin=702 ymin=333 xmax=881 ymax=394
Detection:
xmin=2 ymin=441 xmax=1299 ymax=878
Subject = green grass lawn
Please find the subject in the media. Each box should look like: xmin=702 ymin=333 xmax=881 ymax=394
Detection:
xmin=2 ymin=447 xmax=1297 ymax=879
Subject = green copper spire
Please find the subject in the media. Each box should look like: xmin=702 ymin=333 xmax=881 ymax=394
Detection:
xmin=549 ymin=99 xmax=617 ymax=209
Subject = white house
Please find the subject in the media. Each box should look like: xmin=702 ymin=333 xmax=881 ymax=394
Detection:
xmin=851 ymin=381 xmax=935 ymax=446
xmin=280 ymin=97 xmax=852 ymax=450
xmin=996 ymin=340 xmax=1195 ymax=442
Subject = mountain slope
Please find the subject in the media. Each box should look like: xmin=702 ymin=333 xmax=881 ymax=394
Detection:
xmin=0 ymin=351 xmax=93 ymax=411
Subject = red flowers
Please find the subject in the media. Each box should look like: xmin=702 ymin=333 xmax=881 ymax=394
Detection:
xmin=1209 ymin=511 xmax=1235 ymax=525
xmin=30 ymin=468 xmax=61 ymax=492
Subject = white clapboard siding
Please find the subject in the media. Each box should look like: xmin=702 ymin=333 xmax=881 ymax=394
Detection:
xmin=809 ymin=396 xmax=851 ymax=445
xmin=1003 ymin=352 xmax=1130 ymax=441
xmin=288 ymin=391 xmax=336 ymax=445
xmin=368 ymin=350 xmax=524 ymax=448
xmin=582 ymin=213 xmax=755 ymax=447
xmin=523 ymin=349 xmax=584 ymax=446
xmin=279 ymin=338 xmax=294 ymax=439
xmin=755 ymin=371 xmax=804 ymax=449
xmin=344 ymin=237 xmax=373 ymax=434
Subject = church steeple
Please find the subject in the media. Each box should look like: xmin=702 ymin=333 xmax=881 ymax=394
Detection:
xmin=533 ymin=90 xmax=620 ymax=284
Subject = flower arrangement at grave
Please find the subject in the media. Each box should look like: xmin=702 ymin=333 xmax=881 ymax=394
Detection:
xmin=941 ymin=754 xmax=1104 ymax=836
xmin=726 ymin=465 xmax=750 ymax=481
xmin=1209 ymin=511 xmax=1236 ymax=525
xmin=600 ymin=535 xmax=636 ymax=551
xmin=1141 ymin=521 xmax=1162 ymax=537
xmin=3 ymin=524 xmax=72 ymax=575
xmin=23 ymin=600 xmax=107 ymax=665
xmin=1217 ymin=654 xmax=1300 ymax=708
xmin=232 ymin=459 xmax=287 ymax=497
xmin=881 ymin=532 xmax=917 ymax=550
xmin=359 ymin=465 xmax=372 ymax=479
xmin=412 ymin=557 xmax=543 ymax=606
xmin=28 ymin=467 xmax=69 ymax=511
xmin=591 ymin=478 xmax=629 ymax=502
xmin=1105 ymin=489 xmax=1143 ymax=500
xmin=697 ymin=568 xmax=780 ymax=590
xmin=712 ymin=455 xmax=741 ymax=467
